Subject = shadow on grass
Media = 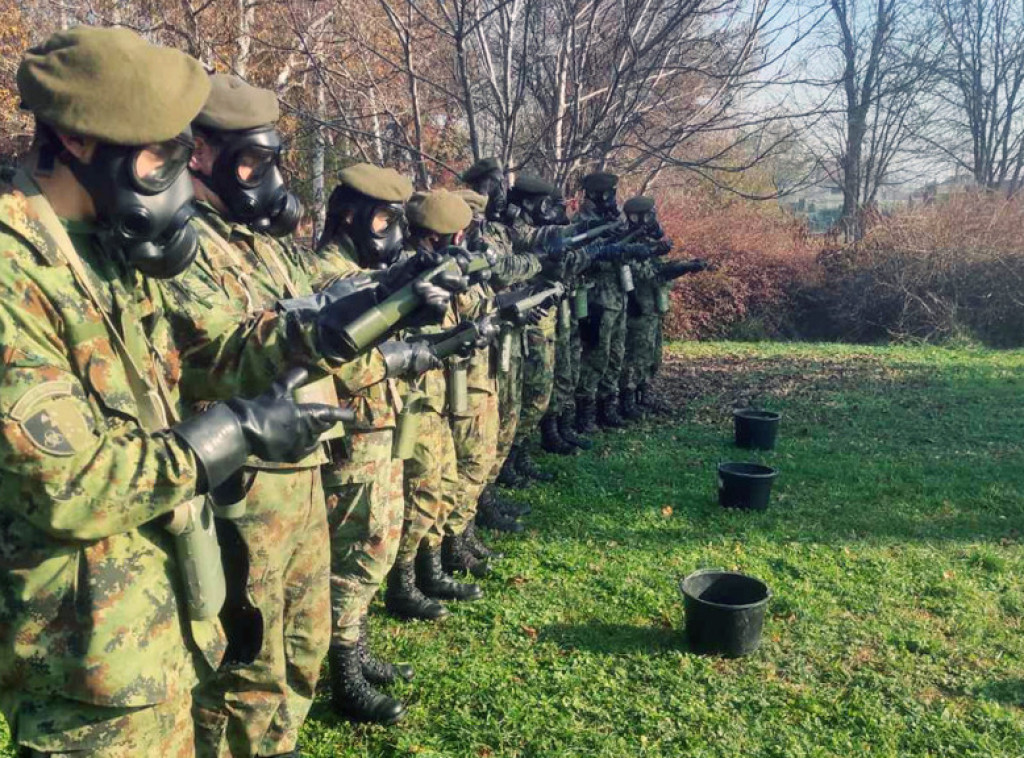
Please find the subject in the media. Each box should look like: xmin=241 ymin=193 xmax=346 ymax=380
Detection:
xmin=539 ymin=621 xmax=685 ymax=655
xmin=978 ymin=678 xmax=1024 ymax=707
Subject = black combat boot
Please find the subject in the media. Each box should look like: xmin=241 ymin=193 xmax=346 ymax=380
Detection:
xmin=385 ymin=559 xmax=449 ymax=621
xmin=496 ymin=447 xmax=530 ymax=489
xmin=328 ymin=645 xmax=405 ymax=725
xmin=575 ymin=396 xmax=599 ymax=435
xmin=492 ymin=487 xmax=531 ymax=517
xmin=620 ymin=388 xmax=643 ymax=421
xmin=515 ymin=441 xmax=556 ymax=482
xmin=597 ymin=394 xmax=627 ymax=429
xmin=358 ymin=615 xmax=414 ymax=686
xmin=637 ymin=382 xmax=672 ymax=416
xmin=442 ymin=533 xmax=491 ymax=578
xmin=415 ymin=545 xmax=484 ymax=601
xmin=559 ymin=409 xmax=593 ymax=450
xmin=476 ymin=493 xmax=525 ymax=533
xmin=463 ymin=521 xmax=503 ymax=560
xmin=540 ymin=413 xmax=577 ymax=455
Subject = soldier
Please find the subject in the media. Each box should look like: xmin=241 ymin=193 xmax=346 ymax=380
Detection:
xmin=314 ymin=164 xmax=449 ymax=725
xmin=507 ymin=175 xmax=561 ymax=482
xmin=0 ymin=28 xmax=349 ymax=757
xmin=392 ymin=191 xmax=487 ymax=608
xmin=574 ymin=171 xmax=629 ymax=432
xmin=437 ymin=190 xmax=502 ymax=576
xmin=460 ymin=159 xmax=542 ymax=532
xmin=165 ymin=74 xmax=347 ymax=758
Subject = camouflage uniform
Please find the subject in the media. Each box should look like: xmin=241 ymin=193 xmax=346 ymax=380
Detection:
xmin=313 ymin=235 xmax=405 ymax=650
xmin=575 ymin=208 xmax=627 ymax=403
xmin=0 ymin=172 xmax=226 ymax=756
xmin=511 ymin=218 xmax=557 ymax=442
xmin=481 ymin=221 xmax=541 ymax=479
xmin=167 ymin=204 xmax=332 ymax=758
xmin=397 ymin=296 xmax=459 ymax=557
xmin=444 ymin=284 xmax=499 ymax=536
xmin=621 ymin=257 xmax=661 ymax=393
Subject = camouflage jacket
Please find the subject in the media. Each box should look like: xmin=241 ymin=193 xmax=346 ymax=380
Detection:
xmin=0 ymin=171 xmax=221 ymax=734
xmin=484 ymin=221 xmax=541 ymax=291
xmin=451 ymin=281 xmax=496 ymax=410
xmin=312 ymin=235 xmax=399 ymax=429
xmin=574 ymin=207 xmax=626 ymax=309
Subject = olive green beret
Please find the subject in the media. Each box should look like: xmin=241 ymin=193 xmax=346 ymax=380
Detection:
xmin=461 ymin=157 xmax=502 ymax=184
xmin=623 ymin=196 xmax=655 ymax=214
xmin=453 ymin=189 xmax=488 ymax=214
xmin=194 ymin=74 xmax=279 ymax=131
xmin=18 ymin=26 xmax=210 ymax=146
xmin=338 ymin=163 xmax=413 ymax=203
xmin=513 ymin=174 xmax=555 ymax=196
xmin=406 ymin=190 xmax=473 ymax=234
xmin=581 ymin=172 xmax=619 ymax=192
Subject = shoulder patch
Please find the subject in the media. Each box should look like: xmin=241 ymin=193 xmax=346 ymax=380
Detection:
xmin=9 ymin=381 xmax=95 ymax=456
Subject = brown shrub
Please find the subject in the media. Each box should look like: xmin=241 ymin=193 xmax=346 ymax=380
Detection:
xmin=821 ymin=192 xmax=1024 ymax=346
xmin=654 ymin=191 xmax=823 ymax=339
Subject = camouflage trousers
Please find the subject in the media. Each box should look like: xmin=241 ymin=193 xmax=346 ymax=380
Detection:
xmin=446 ymin=389 xmax=500 ymax=536
xmin=550 ymin=301 xmax=581 ymax=416
xmin=401 ymin=408 xmax=459 ymax=554
xmin=517 ymin=309 xmax=557 ymax=441
xmin=491 ymin=334 xmax=524 ymax=479
xmin=324 ymin=429 xmax=404 ymax=648
xmin=11 ymin=694 xmax=196 ymax=758
xmin=193 ymin=466 xmax=329 ymax=758
xmin=621 ymin=312 xmax=662 ymax=392
xmin=577 ymin=298 xmax=626 ymax=401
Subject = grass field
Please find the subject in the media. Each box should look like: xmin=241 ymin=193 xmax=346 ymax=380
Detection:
xmin=3 ymin=341 xmax=1024 ymax=757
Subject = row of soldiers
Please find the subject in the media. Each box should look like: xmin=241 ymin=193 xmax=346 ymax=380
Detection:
xmin=0 ymin=26 xmax=709 ymax=758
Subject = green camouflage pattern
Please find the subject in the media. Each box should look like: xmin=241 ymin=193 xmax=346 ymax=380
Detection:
xmin=517 ymin=308 xmax=557 ymax=441
xmin=314 ymin=235 xmax=405 ymax=649
xmin=324 ymin=428 xmax=404 ymax=647
xmin=168 ymin=207 xmax=334 ymax=756
xmin=490 ymin=346 xmax=523 ymax=481
xmin=400 ymin=409 xmax=459 ymax=554
xmin=622 ymin=259 xmax=662 ymax=392
xmin=574 ymin=208 xmax=628 ymax=403
xmin=0 ymin=172 xmax=222 ymax=753
xmin=193 ymin=467 xmax=329 ymax=757
xmin=446 ymin=389 xmax=499 ymax=535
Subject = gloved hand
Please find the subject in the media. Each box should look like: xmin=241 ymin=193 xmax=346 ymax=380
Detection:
xmin=504 ymin=305 xmax=545 ymax=327
xmin=650 ymin=239 xmax=673 ymax=257
xmin=475 ymin=314 xmax=501 ymax=348
xmin=379 ymin=340 xmax=443 ymax=378
xmin=377 ymin=249 xmax=446 ymax=298
xmin=174 ymin=367 xmax=351 ymax=492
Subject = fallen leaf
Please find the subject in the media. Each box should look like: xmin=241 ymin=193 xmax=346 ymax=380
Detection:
xmin=521 ymin=625 xmax=538 ymax=639
xmin=661 ymin=505 xmax=674 ymax=517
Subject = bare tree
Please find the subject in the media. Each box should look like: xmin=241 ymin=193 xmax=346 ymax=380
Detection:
xmin=927 ymin=0 xmax=1024 ymax=192
xmin=812 ymin=0 xmax=937 ymax=239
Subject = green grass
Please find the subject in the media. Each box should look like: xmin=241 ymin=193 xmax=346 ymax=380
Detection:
xmin=4 ymin=341 xmax=1024 ymax=756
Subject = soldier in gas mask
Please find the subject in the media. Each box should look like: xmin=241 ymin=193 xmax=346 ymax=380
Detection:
xmin=0 ymin=28 xmax=355 ymax=758
xmin=314 ymin=164 xmax=453 ymax=726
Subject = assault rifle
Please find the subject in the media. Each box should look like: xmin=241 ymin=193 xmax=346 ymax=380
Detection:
xmin=495 ymin=281 xmax=566 ymax=322
xmin=659 ymin=258 xmax=713 ymax=282
xmin=409 ymin=314 xmax=501 ymax=360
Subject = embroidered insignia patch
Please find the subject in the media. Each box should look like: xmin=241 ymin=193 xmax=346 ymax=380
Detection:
xmin=9 ymin=381 xmax=95 ymax=456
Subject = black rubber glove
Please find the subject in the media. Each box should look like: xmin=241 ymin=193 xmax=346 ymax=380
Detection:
xmin=174 ymin=368 xmax=351 ymax=492
xmin=379 ymin=340 xmax=443 ymax=378
xmin=377 ymin=249 xmax=445 ymax=298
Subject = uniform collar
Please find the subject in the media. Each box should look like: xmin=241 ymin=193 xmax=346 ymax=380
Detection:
xmin=0 ymin=168 xmax=73 ymax=266
xmin=195 ymin=200 xmax=255 ymax=244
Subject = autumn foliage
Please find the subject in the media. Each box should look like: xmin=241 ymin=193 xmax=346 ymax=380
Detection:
xmin=655 ymin=190 xmax=824 ymax=340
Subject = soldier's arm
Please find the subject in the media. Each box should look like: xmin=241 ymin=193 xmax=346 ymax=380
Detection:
xmin=0 ymin=283 xmax=199 ymax=542
xmin=157 ymin=262 xmax=387 ymax=405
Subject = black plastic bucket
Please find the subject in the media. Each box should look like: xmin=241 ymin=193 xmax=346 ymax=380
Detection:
xmin=718 ymin=462 xmax=778 ymax=511
xmin=734 ymin=409 xmax=781 ymax=450
xmin=680 ymin=569 xmax=771 ymax=657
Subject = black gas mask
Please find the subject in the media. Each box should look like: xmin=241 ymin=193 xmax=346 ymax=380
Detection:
xmin=196 ymin=126 xmax=302 ymax=237
xmin=60 ymin=128 xmax=200 ymax=279
xmin=587 ymin=187 xmax=619 ymax=219
xmin=473 ymin=171 xmax=509 ymax=223
xmin=516 ymin=193 xmax=556 ymax=227
xmin=627 ymin=210 xmax=664 ymax=238
xmin=351 ymin=200 xmax=406 ymax=268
